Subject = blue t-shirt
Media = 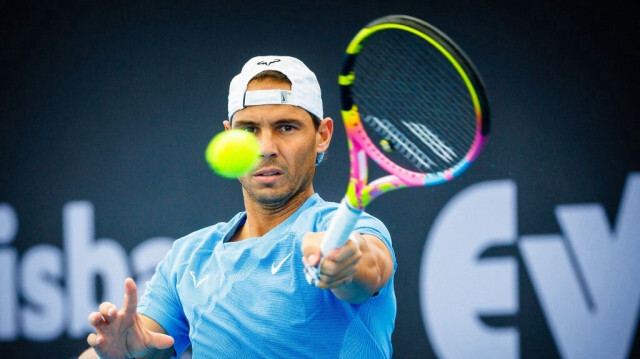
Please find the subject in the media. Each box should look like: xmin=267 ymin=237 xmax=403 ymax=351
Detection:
xmin=138 ymin=194 xmax=396 ymax=358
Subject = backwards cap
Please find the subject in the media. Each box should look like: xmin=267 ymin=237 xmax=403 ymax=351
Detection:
xmin=227 ymin=56 xmax=323 ymax=121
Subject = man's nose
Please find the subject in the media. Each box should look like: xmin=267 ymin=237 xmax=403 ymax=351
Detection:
xmin=258 ymin=130 xmax=278 ymax=158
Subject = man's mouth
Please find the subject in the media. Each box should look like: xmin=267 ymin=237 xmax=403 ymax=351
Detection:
xmin=253 ymin=167 xmax=283 ymax=177
xmin=252 ymin=167 xmax=283 ymax=184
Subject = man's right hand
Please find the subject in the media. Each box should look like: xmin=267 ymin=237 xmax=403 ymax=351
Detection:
xmin=84 ymin=278 xmax=174 ymax=359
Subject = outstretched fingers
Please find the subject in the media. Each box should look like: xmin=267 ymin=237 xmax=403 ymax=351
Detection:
xmin=87 ymin=332 xmax=99 ymax=347
xmin=88 ymin=311 xmax=107 ymax=333
xmin=122 ymin=277 xmax=139 ymax=315
xmin=98 ymin=302 xmax=118 ymax=323
xmin=86 ymin=278 xmax=168 ymax=358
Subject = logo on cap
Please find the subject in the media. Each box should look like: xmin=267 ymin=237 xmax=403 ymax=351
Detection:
xmin=257 ymin=59 xmax=281 ymax=66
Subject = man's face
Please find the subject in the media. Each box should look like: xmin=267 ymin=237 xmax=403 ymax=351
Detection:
xmin=228 ymin=78 xmax=322 ymax=208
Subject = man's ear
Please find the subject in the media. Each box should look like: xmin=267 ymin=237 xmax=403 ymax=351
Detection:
xmin=317 ymin=117 xmax=333 ymax=153
xmin=223 ymin=120 xmax=231 ymax=131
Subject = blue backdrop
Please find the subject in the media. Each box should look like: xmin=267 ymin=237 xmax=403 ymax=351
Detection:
xmin=1 ymin=1 xmax=639 ymax=358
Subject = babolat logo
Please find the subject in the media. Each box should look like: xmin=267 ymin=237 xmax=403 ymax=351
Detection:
xmin=257 ymin=59 xmax=281 ymax=66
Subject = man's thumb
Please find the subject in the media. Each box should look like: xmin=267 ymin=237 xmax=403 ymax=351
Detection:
xmin=149 ymin=332 xmax=174 ymax=350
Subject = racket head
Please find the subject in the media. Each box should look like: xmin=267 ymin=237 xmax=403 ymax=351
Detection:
xmin=339 ymin=15 xmax=490 ymax=208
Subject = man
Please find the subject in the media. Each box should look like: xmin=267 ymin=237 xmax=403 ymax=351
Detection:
xmin=80 ymin=56 xmax=396 ymax=358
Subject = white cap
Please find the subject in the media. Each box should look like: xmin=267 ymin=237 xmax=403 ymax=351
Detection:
xmin=227 ymin=56 xmax=323 ymax=121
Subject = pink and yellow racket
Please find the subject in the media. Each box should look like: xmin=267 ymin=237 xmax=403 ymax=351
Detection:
xmin=306 ymin=15 xmax=490 ymax=284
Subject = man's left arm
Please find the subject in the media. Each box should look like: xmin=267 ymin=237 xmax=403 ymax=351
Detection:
xmin=301 ymin=232 xmax=394 ymax=303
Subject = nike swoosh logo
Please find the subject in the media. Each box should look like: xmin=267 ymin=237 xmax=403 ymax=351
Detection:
xmin=190 ymin=271 xmax=209 ymax=288
xmin=271 ymin=252 xmax=293 ymax=275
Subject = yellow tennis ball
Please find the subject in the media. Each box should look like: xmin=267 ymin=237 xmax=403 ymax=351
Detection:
xmin=205 ymin=129 xmax=260 ymax=178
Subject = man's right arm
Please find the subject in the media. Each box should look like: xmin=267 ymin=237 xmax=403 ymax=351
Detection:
xmin=79 ymin=278 xmax=175 ymax=359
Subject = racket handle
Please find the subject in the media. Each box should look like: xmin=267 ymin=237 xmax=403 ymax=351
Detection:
xmin=321 ymin=198 xmax=363 ymax=256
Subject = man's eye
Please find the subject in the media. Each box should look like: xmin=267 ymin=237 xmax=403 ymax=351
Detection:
xmin=280 ymin=125 xmax=294 ymax=132
xmin=242 ymin=127 xmax=256 ymax=133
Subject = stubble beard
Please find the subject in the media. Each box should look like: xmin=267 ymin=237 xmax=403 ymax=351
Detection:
xmin=239 ymin=164 xmax=315 ymax=211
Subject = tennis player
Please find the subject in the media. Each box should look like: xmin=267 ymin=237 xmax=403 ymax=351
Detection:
xmin=80 ymin=56 xmax=396 ymax=359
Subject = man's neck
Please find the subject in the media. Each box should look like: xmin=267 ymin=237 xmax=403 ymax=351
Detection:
xmin=231 ymin=187 xmax=315 ymax=241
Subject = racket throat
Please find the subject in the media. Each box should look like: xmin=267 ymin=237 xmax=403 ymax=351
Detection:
xmin=347 ymin=148 xmax=369 ymax=209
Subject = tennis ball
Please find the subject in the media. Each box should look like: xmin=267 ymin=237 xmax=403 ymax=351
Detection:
xmin=205 ymin=129 xmax=260 ymax=178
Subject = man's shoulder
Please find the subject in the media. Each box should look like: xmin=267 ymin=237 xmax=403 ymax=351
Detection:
xmin=292 ymin=194 xmax=337 ymax=228
xmin=169 ymin=212 xmax=245 ymax=255
xmin=302 ymin=194 xmax=339 ymax=213
xmin=303 ymin=194 xmax=385 ymax=223
xmin=296 ymin=194 xmax=387 ymax=235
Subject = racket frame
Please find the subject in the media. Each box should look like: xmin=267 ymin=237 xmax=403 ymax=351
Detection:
xmin=319 ymin=14 xmax=490 ymax=256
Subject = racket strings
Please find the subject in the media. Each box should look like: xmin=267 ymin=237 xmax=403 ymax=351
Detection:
xmin=370 ymin=33 xmax=473 ymax=167
xmin=389 ymin=32 xmax=476 ymax=147
xmin=351 ymin=29 xmax=477 ymax=173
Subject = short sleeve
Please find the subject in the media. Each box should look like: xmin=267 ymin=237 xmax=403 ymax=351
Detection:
xmin=354 ymin=212 xmax=397 ymax=271
xmin=137 ymin=249 xmax=191 ymax=356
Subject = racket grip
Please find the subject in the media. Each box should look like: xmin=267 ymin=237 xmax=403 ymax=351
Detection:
xmin=321 ymin=198 xmax=363 ymax=256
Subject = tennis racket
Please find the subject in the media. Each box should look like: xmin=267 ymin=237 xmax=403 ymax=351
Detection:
xmin=305 ymin=15 xmax=490 ymax=285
